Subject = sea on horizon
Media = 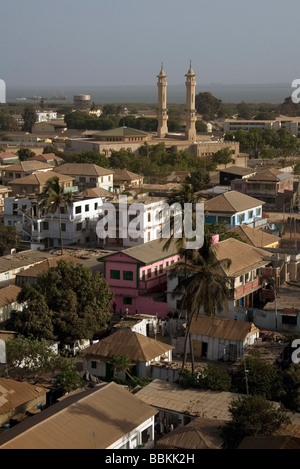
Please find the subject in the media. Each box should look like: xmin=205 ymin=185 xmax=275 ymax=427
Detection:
xmin=5 ymin=82 xmax=294 ymax=105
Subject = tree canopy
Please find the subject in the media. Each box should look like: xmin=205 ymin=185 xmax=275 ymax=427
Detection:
xmin=9 ymin=260 xmax=113 ymax=342
xmin=0 ymin=225 xmax=20 ymax=256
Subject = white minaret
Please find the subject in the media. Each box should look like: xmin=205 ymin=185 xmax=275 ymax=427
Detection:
xmin=185 ymin=62 xmax=196 ymax=141
xmin=0 ymin=79 xmax=6 ymax=104
xmin=156 ymin=63 xmax=168 ymax=138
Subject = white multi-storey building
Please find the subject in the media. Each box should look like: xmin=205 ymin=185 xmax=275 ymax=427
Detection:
xmin=4 ymin=194 xmax=105 ymax=250
xmin=98 ymin=195 xmax=169 ymax=248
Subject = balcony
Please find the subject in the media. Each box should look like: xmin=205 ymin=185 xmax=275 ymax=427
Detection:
xmin=234 ymin=277 xmax=262 ymax=299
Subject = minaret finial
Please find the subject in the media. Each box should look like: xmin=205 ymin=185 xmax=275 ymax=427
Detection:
xmin=161 ymin=62 xmax=164 ymax=71
xmin=190 ymin=59 xmax=192 ymax=68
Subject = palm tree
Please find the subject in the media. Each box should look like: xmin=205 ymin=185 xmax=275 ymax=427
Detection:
xmin=161 ymin=181 xmax=198 ymax=254
xmin=38 ymin=176 xmax=73 ymax=255
xmin=170 ymin=229 xmax=231 ymax=372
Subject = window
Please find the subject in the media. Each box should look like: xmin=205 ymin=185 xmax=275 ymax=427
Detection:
xmin=282 ymin=314 xmax=297 ymax=325
xmin=79 ymin=177 xmax=86 ymax=183
xmin=94 ymin=203 xmax=98 ymax=210
xmin=123 ymin=297 xmax=132 ymax=305
xmin=142 ymin=271 xmax=145 ymax=281
xmin=76 ymin=223 xmax=82 ymax=231
xmin=61 ymin=223 xmax=66 ymax=232
xmin=154 ymin=267 xmax=158 ymax=276
xmin=85 ymin=204 xmax=89 ymax=212
xmin=159 ymin=264 xmax=163 ymax=274
xmin=123 ymin=271 xmax=133 ymax=281
xmin=90 ymin=178 xmax=96 ymax=183
xmin=147 ymin=268 xmax=151 ymax=278
xmin=110 ymin=270 xmax=120 ymax=280
xmin=75 ymin=206 xmax=82 ymax=214
xmin=43 ymin=221 xmax=49 ymax=230
xmin=148 ymin=213 xmax=151 ymax=222
xmin=91 ymin=361 xmax=97 ymax=369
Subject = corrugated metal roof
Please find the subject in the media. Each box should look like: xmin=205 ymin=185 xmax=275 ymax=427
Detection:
xmin=156 ymin=416 xmax=225 ymax=449
xmin=54 ymin=163 xmax=113 ymax=177
xmin=212 ymin=238 xmax=270 ymax=276
xmin=0 ymin=378 xmax=48 ymax=416
xmin=0 ymin=285 xmax=21 ymax=308
xmin=0 ymin=382 xmax=157 ymax=449
xmin=15 ymin=255 xmax=82 ymax=278
xmin=83 ymin=329 xmax=174 ymax=362
xmin=102 ymin=238 xmax=178 ymax=265
xmin=230 ymin=225 xmax=280 ymax=247
xmin=136 ymin=379 xmax=242 ymax=421
xmin=190 ymin=315 xmax=259 ymax=341
xmin=205 ymin=190 xmax=264 ymax=213
xmin=0 ymin=250 xmax=54 ymax=274
xmin=8 ymin=171 xmax=74 ymax=185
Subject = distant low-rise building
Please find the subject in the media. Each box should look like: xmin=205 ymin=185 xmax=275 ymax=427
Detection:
xmin=6 ymin=171 xmax=74 ymax=196
xmin=245 ymin=168 xmax=295 ymax=208
xmin=2 ymin=161 xmax=53 ymax=186
xmin=54 ymin=163 xmax=114 ymax=192
xmin=0 ymin=285 xmax=22 ymax=324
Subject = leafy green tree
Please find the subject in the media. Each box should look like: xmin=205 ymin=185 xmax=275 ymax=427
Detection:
xmin=6 ymin=336 xmax=59 ymax=372
xmin=195 ymin=121 xmax=208 ymax=132
xmin=0 ymin=110 xmax=20 ymax=131
xmin=8 ymin=285 xmax=54 ymax=340
xmin=53 ymin=370 xmax=83 ymax=394
xmin=17 ymin=147 xmax=35 ymax=161
xmin=195 ymin=92 xmax=222 ymax=120
xmin=281 ymin=364 xmax=300 ymax=412
xmin=206 ymin=221 xmax=244 ymax=242
xmin=212 ymin=147 xmax=234 ymax=167
xmin=42 ymin=145 xmax=65 ymax=157
xmin=237 ymin=101 xmax=252 ymax=119
xmin=185 ymin=168 xmax=210 ymax=191
xmin=221 ymin=395 xmax=291 ymax=449
xmin=231 ymin=354 xmax=283 ymax=400
xmin=38 ymin=176 xmax=73 ymax=255
xmin=35 ymin=260 xmax=113 ymax=341
xmin=22 ymin=104 xmax=37 ymax=132
xmin=0 ymin=225 xmax=20 ymax=256
xmin=109 ymin=354 xmax=134 ymax=380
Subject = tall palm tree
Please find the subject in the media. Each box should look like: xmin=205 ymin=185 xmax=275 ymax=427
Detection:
xmin=161 ymin=181 xmax=198 ymax=254
xmin=38 ymin=176 xmax=73 ymax=255
xmin=170 ymin=229 xmax=231 ymax=372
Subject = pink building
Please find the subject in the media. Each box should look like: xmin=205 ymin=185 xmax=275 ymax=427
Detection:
xmin=102 ymin=239 xmax=180 ymax=317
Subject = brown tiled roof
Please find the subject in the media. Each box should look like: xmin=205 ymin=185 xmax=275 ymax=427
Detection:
xmin=205 ymin=190 xmax=265 ymax=213
xmin=212 ymin=237 xmax=270 ymax=276
xmin=54 ymin=163 xmax=112 ymax=177
xmin=8 ymin=171 xmax=74 ymax=185
xmin=0 ymin=152 xmax=19 ymax=160
xmin=15 ymin=255 xmax=82 ymax=278
xmin=0 ymin=250 xmax=54 ymax=274
xmin=190 ymin=315 xmax=259 ymax=341
xmin=230 ymin=225 xmax=280 ymax=248
xmin=0 ymin=382 xmax=157 ymax=449
xmin=0 ymin=378 xmax=48 ymax=416
xmin=0 ymin=285 xmax=21 ymax=307
xmin=83 ymin=329 xmax=173 ymax=362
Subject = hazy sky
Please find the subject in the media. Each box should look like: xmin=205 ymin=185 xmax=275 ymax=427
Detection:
xmin=1 ymin=0 xmax=300 ymax=87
